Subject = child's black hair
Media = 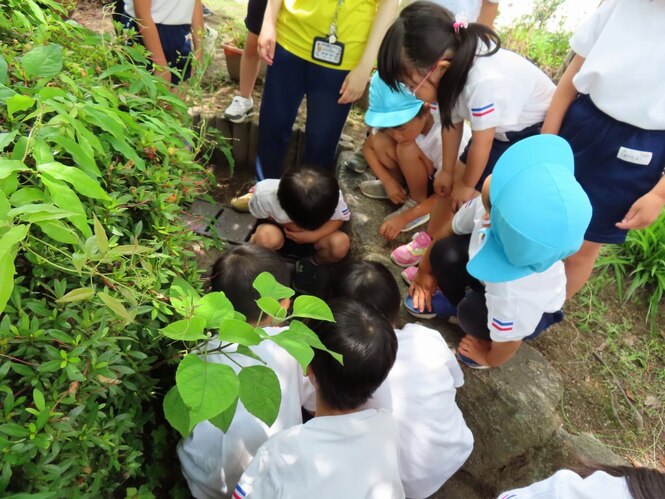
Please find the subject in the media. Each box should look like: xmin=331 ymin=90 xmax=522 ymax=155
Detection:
xmin=277 ymin=164 xmax=339 ymax=231
xmin=378 ymin=1 xmax=500 ymax=128
xmin=210 ymin=244 xmax=290 ymax=323
xmin=327 ymin=261 xmax=401 ymax=325
xmin=308 ymin=298 xmax=397 ymax=411
xmin=578 ymin=464 xmax=665 ymax=499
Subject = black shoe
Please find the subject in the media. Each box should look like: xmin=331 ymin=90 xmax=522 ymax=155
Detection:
xmin=293 ymin=258 xmax=330 ymax=298
xmin=202 ymin=5 xmax=213 ymax=17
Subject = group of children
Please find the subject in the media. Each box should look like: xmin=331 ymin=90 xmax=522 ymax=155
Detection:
xmin=173 ymin=0 xmax=665 ymax=496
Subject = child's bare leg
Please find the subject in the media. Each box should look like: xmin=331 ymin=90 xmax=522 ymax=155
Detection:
xmin=564 ymin=240 xmax=603 ymax=298
xmin=365 ymin=133 xmax=404 ymax=183
xmin=396 ymin=142 xmax=430 ymax=203
xmin=426 ymin=164 xmax=472 ymax=234
xmin=250 ymin=224 xmax=285 ymax=251
xmin=313 ymin=231 xmax=350 ymax=264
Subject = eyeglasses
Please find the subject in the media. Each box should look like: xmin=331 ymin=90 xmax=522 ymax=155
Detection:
xmin=408 ymin=54 xmax=452 ymax=96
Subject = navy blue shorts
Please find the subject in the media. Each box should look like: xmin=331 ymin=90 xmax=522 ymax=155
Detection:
xmin=560 ymin=95 xmax=665 ymax=244
xmin=459 ymin=123 xmax=543 ymax=191
xmin=245 ymin=0 xmax=268 ymax=35
xmin=124 ymin=20 xmax=193 ymax=84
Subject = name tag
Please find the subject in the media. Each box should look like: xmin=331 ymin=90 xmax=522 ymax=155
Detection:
xmin=617 ymin=146 xmax=652 ymax=166
xmin=312 ymin=37 xmax=344 ymax=66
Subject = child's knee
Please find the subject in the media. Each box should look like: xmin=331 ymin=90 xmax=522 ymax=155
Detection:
xmin=321 ymin=232 xmax=350 ymax=262
xmin=251 ymin=225 xmax=285 ymax=250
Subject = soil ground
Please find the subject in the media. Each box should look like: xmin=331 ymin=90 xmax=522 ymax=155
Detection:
xmin=74 ymin=0 xmax=664 ymax=472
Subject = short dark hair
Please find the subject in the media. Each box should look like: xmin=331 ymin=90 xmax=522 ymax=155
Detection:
xmin=327 ymin=261 xmax=401 ymax=325
xmin=277 ymin=164 xmax=339 ymax=231
xmin=308 ymin=298 xmax=397 ymax=410
xmin=210 ymin=244 xmax=290 ymax=323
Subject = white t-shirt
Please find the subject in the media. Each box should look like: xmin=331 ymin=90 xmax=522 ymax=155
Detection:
xmin=451 ymin=48 xmax=555 ymax=140
xmin=363 ymin=324 xmax=473 ymax=499
xmin=453 ymin=198 xmax=566 ymax=342
xmin=248 ymin=179 xmax=351 ymax=225
xmin=408 ymin=0 xmax=500 ymax=22
xmin=177 ymin=327 xmax=314 ymax=499
xmin=570 ymin=0 xmax=665 ymax=130
xmin=416 ymin=121 xmax=444 ymax=175
xmin=497 ymin=469 xmax=632 ymax=499
xmin=235 ymin=409 xmax=405 ymax=498
xmin=124 ymin=0 xmax=196 ymax=25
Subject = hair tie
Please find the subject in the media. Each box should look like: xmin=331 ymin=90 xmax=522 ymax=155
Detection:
xmin=453 ymin=14 xmax=468 ymax=34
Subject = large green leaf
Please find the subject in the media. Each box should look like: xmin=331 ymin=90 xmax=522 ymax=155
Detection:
xmin=0 ymin=56 xmax=7 ymax=85
xmin=170 ymin=276 xmax=200 ymax=316
xmin=0 ymin=225 xmax=29 ymax=261
xmin=160 ymin=318 xmax=207 ymax=342
xmin=176 ymin=355 xmax=240 ymax=427
xmin=288 ymin=319 xmax=343 ymax=364
xmin=20 ymin=44 xmax=63 ymax=78
xmin=0 ymin=248 xmax=16 ymax=314
xmin=194 ymin=292 xmax=235 ymax=329
xmin=218 ymin=319 xmax=262 ymax=346
xmin=238 ymin=365 xmax=281 ymax=427
xmin=36 ymin=220 xmax=80 ymax=245
xmin=163 ymin=386 xmax=190 ymax=438
xmin=269 ymin=331 xmax=315 ymax=373
xmin=98 ymin=291 xmax=134 ymax=323
xmin=208 ymin=397 xmax=238 ymax=433
xmin=8 ymin=203 xmax=79 ymax=224
xmin=253 ymin=272 xmax=295 ymax=300
xmin=6 ymin=95 xmax=35 ymax=118
xmin=0 ymin=191 xmax=9 ymax=222
xmin=56 ymin=287 xmax=95 ymax=304
xmin=292 ymin=295 xmax=334 ymax=321
xmin=47 ymin=135 xmax=101 ymax=178
xmin=0 ymin=160 xmax=27 ymax=180
xmin=0 ymin=131 xmax=17 ymax=151
xmin=256 ymin=297 xmax=287 ymax=320
xmin=41 ymin=176 xmax=91 ymax=237
xmin=38 ymin=162 xmax=108 ymax=200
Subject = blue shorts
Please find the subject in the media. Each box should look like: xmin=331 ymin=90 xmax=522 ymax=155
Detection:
xmin=459 ymin=123 xmax=542 ymax=191
xmin=560 ymin=95 xmax=665 ymax=244
xmin=124 ymin=20 xmax=193 ymax=84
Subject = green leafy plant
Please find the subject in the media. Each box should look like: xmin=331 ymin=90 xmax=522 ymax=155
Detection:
xmin=220 ymin=17 xmax=247 ymax=49
xmin=162 ymin=272 xmax=341 ymax=436
xmin=598 ymin=211 xmax=665 ymax=329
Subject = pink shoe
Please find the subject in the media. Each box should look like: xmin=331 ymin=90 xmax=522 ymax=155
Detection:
xmin=391 ymin=231 xmax=432 ymax=267
xmin=400 ymin=266 xmax=418 ymax=285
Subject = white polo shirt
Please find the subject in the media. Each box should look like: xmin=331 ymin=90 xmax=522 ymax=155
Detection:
xmin=453 ymin=198 xmax=566 ymax=342
xmin=248 ymin=179 xmax=351 ymax=225
xmin=124 ymin=0 xmax=196 ymax=25
xmin=451 ymin=48 xmax=555 ymax=140
xmin=570 ymin=0 xmax=665 ymax=130
xmin=416 ymin=121 xmax=444 ymax=175
xmin=497 ymin=469 xmax=631 ymax=499
xmin=177 ymin=327 xmax=314 ymax=498
xmin=363 ymin=324 xmax=473 ymax=499
xmin=235 ymin=409 xmax=405 ymax=498
xmin=408 ymin=0 xmax=500 ymax=22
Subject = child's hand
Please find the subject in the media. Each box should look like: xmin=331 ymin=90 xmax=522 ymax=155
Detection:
xmin=408 ymin=269 xmax=438 ymax=312
xmin=450 ymin=180 xmax=476 ymax=213
xmin=380 ymin=215 xmax=406 ymax=240
xmin=615 ymin=190 xmax=665 ymax=230
xmin=458 ymin=336 xmax=491 ymax=366
xmin=284 ymin=227 xmax=318 ymax=244
xmin=434 ymin=170 xmax=453 ymax=197
xmin=384 ymin=179 xmax=408 ymax=205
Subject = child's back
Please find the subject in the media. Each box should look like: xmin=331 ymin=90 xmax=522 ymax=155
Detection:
xmin=235 ymin=408 xmax=402 ymax=499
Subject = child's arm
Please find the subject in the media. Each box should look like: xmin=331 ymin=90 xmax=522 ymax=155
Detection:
xmin=434 ymin=122 xmax=464 ymax=196
xmin=363 ymin=135 xmax=408 ymax=205
xmin=541 ymin=55 xmax=585 ymax=135
xmin=450 ymin=127 xmax=494 ymax=212
xmin=380 ymin=195 xmax=437 ymax=240
xmin=458 ymin=336 xmax=522 ymax=367
xmin=191 ymin=0 xmax=204 ymax=64
xmin=477 ymin=0 xmax=499 ymax=28
xmin=133 ymin=0 xmax=170 ymax=83
xmin=283 ymin=220 xmax=344 ymax=244
xmin=616 ymin=175 xmax=665 ymax=230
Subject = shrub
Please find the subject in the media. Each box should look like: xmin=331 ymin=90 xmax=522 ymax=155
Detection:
xmin=0 ymin=0 xmax=215 ymax=495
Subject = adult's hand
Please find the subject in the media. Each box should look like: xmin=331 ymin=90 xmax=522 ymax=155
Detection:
xmin=338 ymin=66 xmax=371 ymax=104
xmin=258 ymin=22 xmax=277 ymax=65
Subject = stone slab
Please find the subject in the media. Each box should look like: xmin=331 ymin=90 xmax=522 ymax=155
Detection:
xmin=182 ymin=199 xmax=221 ymax=236
xmin=211 ymin=208 xmax=257 ymax=245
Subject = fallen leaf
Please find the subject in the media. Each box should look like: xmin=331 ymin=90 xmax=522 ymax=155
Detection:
xmin=644 ymin=395 xmax=661 ymax=409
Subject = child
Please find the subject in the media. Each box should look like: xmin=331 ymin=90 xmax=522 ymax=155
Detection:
xmin=222 ymin=0 xmax=267 ymax=123
xmin=177 ymin=244 xmax=314 ymax=498
xmin=408 ymin=0 xmax=500 ymax=27
xmin=248 ymin=164 xmax=351 ymax=291
xmin=123 ymin=0 xmax=204 ymax=84
xmin=407 ymin=135 xmax=592 ymax=368
xmin=541 ymin=0 xmax=665 ymax=298
xmin=327 ymin=261 xmax=473 ymax=499
xmin=377 ymin=2 xmax=555 ymax=273
xmin=497 ymin=464 xmax=665 ymax=499
xmin=361 ymin=73 xmax=443 ymax=238
xmin=234 ymin=298 xmax=404 ymax=498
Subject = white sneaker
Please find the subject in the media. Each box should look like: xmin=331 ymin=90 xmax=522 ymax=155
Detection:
xmin=223 ymin=96 xmax=253 ymax=123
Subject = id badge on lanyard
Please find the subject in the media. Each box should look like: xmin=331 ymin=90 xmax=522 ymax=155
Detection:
xmin=312 ymin=0 xmax=345 ymax=66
